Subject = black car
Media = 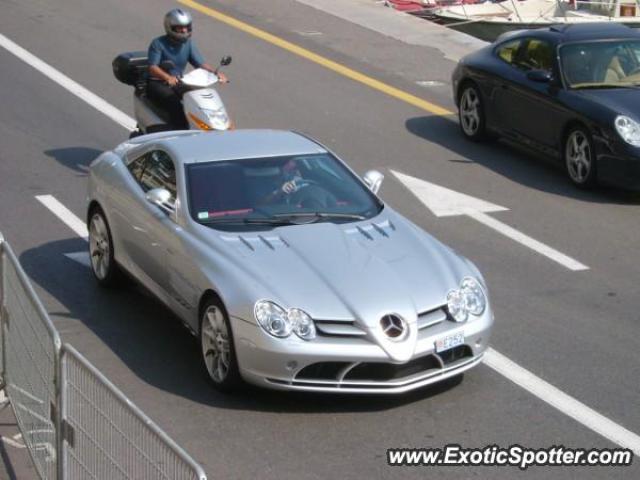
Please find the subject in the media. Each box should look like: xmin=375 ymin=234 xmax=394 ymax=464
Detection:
xmin=452 ymin=23 xmax=640 ymax=189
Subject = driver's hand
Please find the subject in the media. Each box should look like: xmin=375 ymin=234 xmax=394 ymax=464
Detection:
xmin=217 ymin=71 xmax=229 ymax=84
xmin=281 ymin=180 xmax=298 ymax=195
xmin=166 ymin=76 xmax=180 ymax=87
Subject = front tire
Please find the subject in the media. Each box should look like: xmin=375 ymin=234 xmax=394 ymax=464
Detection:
xmin=88 ymin=208 xmax=122 ymax=287
xmin=458 ymin=83 xmax=488 ymax=141
xmin=564 ymin=127 xmax=597 ymax=188
xmin=199 ymin=297 xmax=242 ymax=393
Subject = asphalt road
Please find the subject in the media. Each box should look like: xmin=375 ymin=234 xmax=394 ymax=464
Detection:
xmin=1 ymin=0 xmax=639 ymax=478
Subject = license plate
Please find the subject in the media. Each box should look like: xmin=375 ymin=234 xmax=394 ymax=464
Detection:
xmin=435 ymin=332 xmax=464 ymax=353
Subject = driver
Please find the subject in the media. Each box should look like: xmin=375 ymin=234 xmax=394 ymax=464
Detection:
xmin=259 ymin=159 xmax=305 ymax=205
xmin=147 ymin=9 xmax=228 ymax=129
xmin=258 ymin=159 xmax=337 ymax=209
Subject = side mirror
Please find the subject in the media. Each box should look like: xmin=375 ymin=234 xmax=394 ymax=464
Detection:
xmin=526 ymin=69 xmax=552 ymax=83
xmin=363 ymin=170 xmax=384 ymax=194
xmin=220 ymin=55 xmax=232 ymax=67
xmin=146 ymin=188 xmax=174 ymax=213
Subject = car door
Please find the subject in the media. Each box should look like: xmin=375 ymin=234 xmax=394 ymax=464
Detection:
xmin=489 ymin=38 xmax=526 ymax=135
xmin=118 ymin=149 xmax=178 ymax=297
xmin=498 ymin=37 xmax=566 ymax=152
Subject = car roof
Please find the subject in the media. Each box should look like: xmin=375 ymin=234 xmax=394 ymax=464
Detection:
xmin=496 ymin=23 xmax=640 ymax=45
xmin=143 ymin=129 xmax=328 ymax=164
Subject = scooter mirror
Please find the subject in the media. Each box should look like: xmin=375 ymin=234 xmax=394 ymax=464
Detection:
xmin=220 ymin=55 xmax=232 ymax=67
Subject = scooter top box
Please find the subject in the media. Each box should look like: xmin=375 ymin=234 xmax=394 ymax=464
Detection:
xmin=113 ymin=51 xmax=149 ymax=86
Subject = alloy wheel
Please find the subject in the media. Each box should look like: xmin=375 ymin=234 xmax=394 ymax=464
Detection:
xmin=460 ymin=87 xmax=481 ymax=137
xmin=565 ymin=130 xmax=592 ymax=184
xmin=89 ymin=213 xmax=111 ymax=280
xmin=201 ymin=305 xmax=231 ymax=384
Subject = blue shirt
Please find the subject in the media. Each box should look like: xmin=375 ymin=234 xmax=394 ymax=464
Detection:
xmin=147 ymin=36 xmax=205 ymax=77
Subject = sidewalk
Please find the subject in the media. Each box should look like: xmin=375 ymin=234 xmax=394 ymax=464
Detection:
xmin=294 ymin=0 xmax=488 ymax=61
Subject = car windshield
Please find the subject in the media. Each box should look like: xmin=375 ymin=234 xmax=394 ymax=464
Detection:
xmin=560 ymin=40 xmax=640 ymax=89
xmin=186 ymin=153 xmax=383 ymax=230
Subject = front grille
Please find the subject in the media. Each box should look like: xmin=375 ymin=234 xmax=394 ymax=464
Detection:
xmin=437 ymin=345 xmax=472 ymax=366
xmin=292 ymin=345 xmax=475 ymax=388
xmin=345 ymin=355 xmax=441 ymax=381
xmin=296 ymin=362 xmax=350 ymax=380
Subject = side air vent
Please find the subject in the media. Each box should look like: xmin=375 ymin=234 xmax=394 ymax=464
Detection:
xmin=315 ymin=320 xmax=366 ymax=337
xmin=417 ymin=307 xmax=447 ymax=330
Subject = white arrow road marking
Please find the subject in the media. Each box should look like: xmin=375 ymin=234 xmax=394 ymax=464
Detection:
xmin=64 ymin=252 xmax=91 ymax=268
xmin=39 ymin=194 xmax=640 ymax=455
xmin=0 ymin=33 xmax=135 ymax=131
xmin=391 ymin=170 xmax=589 ymax=271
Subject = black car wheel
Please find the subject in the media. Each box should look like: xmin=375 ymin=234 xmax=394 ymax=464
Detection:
xmin=458 ymin=84 xmax=487 ymax=141
xmin=199 ymin=297 xmax=242 ymax=393
xmin=88 ymin=208 xmax=123 ymax=287
xmin=564 ymin=127 xmax=597 ymax=188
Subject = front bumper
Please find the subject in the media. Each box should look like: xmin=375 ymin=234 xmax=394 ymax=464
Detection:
xmin=232 ymin=307 xmax=493 ymax=394
xmin=595 ymin=136 xmax=640 ymax=190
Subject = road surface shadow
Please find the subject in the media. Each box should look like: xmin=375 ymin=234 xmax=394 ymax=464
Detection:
xmin=19 ymin=238 xmax=463 ymax=414
xmin=405 ymin=116 xmax=640 ymax=205
xmin=44 ymin=147 xmax=103 ymax=176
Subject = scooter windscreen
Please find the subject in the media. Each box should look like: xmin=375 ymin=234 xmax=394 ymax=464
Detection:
xmin=181 ymin=69 xmax=218 ymax=87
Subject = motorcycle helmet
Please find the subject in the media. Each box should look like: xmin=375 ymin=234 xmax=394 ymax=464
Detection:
xmin=164 ymin=9 xmax=192 ymax=43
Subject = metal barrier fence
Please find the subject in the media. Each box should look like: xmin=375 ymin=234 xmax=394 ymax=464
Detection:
xmin=0 ymin=236 xmax=207 ymax=480
xmin=1 ymin=238 xmax=61 ymax=480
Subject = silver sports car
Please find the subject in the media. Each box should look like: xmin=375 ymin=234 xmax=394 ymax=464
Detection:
xmin=87 ymin=129 xmax=494 ymax=393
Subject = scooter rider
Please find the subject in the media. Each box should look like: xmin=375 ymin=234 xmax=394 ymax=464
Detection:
xmin=147 ymin=8 xmax=228 ymax=129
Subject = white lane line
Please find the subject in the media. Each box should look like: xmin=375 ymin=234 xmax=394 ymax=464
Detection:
xmin=467 ymin=211 xmax=589 ymax=271
xmin=35 ymin=195 xmax=88 ymax=240
xmin=485 ymin=348 xmax=640 ymax=456
xmin=0 ymin=33 xmax=135 ymax=131
xmin=39 ymin=194 xmax=640 ymax=456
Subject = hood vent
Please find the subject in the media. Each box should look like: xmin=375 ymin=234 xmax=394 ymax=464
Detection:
xmin=345 ymin=219 xmax=395 ymax=241
xmin=220 ymin=234 xmax=289 ymax=251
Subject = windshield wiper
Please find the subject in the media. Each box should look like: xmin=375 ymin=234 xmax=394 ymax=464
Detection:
xmin=573 ymin=83 xmax=640 ymax=90
xmin=273 ymin=212 xmax=366 ymax=222
xmin=199 ymin=217 xmax=298 ymax=226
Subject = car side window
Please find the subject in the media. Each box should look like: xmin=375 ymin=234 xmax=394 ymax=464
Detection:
xmin=137 ymin=151 xmax=177 ymax=204
xmin=127 ymin=154 xmax=147 ymax=182
xmin=496 ymin=39 xmax=522 ymax=65
xmin=514 ymin=38 xmax=554 ymax=72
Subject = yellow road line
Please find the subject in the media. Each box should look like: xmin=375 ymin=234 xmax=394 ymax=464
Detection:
xmin=178 ymin=0 xmax=453 ymax=116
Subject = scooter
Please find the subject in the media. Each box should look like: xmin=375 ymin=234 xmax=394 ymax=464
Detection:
xmin=113 ymin=52 xmax=232 ymax=137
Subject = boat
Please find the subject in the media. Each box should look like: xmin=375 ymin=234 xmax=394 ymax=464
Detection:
xmin=433 ymin=0 xmax=640 ymax=42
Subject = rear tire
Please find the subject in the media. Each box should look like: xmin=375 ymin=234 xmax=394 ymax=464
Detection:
xmin=564 ymin=126 xmax=597 ymax=188
xmin=88 ymin=207 xmax=123 ymax=287
xmin=199 ymin=297 xmax=243 ymax=393
xmin=458 ymin=83 xmax=488 ymax=142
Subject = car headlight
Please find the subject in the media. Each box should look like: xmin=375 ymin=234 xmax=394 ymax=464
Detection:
xmin=288 ymin=308 xmax=316 ymax=340
xmin=614 ymin=115 xmax=640 ymax=146
xmin=446 ymin=277 xmax=487 ymax=323
xmin=255 ymin=301 xmax=292 ymax=337
xmin=254 ymin=301 xmax=316 ymax=340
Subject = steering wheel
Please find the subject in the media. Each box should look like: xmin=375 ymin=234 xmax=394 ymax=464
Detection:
xmin=287 ymin=181 xmax=339 ymax=209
